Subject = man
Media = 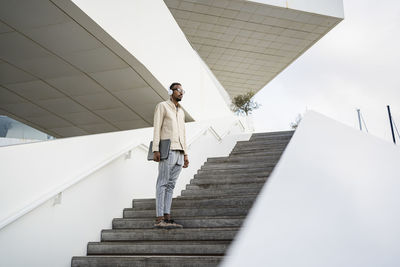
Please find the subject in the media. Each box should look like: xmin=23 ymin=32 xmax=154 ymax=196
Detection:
xmin=152 ymin=82 xmax=189 ymax=228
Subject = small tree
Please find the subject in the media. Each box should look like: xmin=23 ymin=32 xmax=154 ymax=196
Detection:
xmin=290 ymin=114 xmax=303 ymax=130
xmin=231 ymin=91 xmax=260 ymax=116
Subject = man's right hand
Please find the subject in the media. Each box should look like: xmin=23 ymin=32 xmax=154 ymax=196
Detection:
xmin=153 ymin=151 xmax=161 ymax=162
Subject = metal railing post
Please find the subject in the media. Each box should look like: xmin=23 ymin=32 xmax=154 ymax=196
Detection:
xmin=357 ymin=109 xmax=362 ymax=131
xmin=387 ymin=105 xmax=396 ymax=144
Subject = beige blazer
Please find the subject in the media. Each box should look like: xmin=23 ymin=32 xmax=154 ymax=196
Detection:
xmin=152 ymin=99 xmax=187 ymax=155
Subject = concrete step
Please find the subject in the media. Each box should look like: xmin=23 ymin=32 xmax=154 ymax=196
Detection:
xmin=186 ymin=182 xmax=264 ymax=191
xmin=197 ymin=167 xmax=273 ymax=175
xmin=190 ymin=176 xmax=268 ymax=185
xmin=72 ymin=256 xmax=222 ymax=267
xmin=132 ymin=195 xmax=257 ymax=210
xmin=180 ymin=186 xmax=262 ymax=197
xmin=230 ymin=147 xmax=287 ymax=155
xmin=232 ymin=142 xmax=289 ymax=151
xmin=124 ymin=206 xmax=250 ymax=218
xmin=206 ymin=154 xmax=283 ymax=163
xmin=101 ymin=228 xmax=238 ymax=241
xmin=250 ymin=130 xmax=294 ymax=138
xmin=236 ymin=138 xmax=291 ymax=146
xmin=237 ymin=137 xmax=291 ymax=144
xmin=87 ymin=241 xmax=229 ymax=255
xmin=113 ymin=216 xmax=245 ymax=229
xmin=234 ymin=146 xmax=289 ymax=153
xmin=249 ymin=134 xmax=293 ymax=142
xmin=193 ymin=171 xmax=269 ymax=179
xmin=176 ymin=193 xmax=258 ymax=199
xmin=205 ymin=156 xmax=281 ymax=163
xmin=200 ymin=161 xmax=278 ymax=170
xmin=229 ymin=149 xmax=285 ymax=157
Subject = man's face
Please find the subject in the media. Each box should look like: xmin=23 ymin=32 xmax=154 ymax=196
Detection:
xmin=172 ymin=85 xmax=184 ymax=102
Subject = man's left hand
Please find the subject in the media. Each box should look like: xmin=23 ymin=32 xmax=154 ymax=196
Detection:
xmin=183 ymin=155 xmax=189 ymax=168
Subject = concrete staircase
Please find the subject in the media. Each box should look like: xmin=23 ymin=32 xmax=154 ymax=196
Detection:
xmin=71 ymin=131 xmax=294 ymax=267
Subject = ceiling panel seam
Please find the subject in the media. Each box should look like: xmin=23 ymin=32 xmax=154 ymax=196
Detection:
xmin=0 ymin=56 xmax=123 ymax=132
xmin=49 ymin=0 xmax=167 ymax=112
xmin=211 ymin=68 xmax=276 ymax=76
xmin=0 ymin=18 xmax=152 ymax=128
xmin=227 ymin=18 xmax=342 ymax=95
xmin=0 ymin=82 xmax=90 ymax=137
xmin=188 ymin=40 xmax=288 ymax=59
xmin=169 ymin=7 xmax=335 ymax=33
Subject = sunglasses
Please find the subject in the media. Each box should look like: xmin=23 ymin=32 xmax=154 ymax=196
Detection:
xmin=172 ymin=88 xmax=185 ymax=94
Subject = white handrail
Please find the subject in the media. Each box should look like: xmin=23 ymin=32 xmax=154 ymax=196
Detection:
xmin=188 ymin=120 xmax=245 ymax=147
xmin=0 ymin=119 xmax=246 ymax=230
xmin=0 ymin=140 xmax=142 ymax=230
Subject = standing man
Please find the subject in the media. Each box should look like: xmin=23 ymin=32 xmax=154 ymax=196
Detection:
xmin=152 ymin=82 xmax=189 ymax=228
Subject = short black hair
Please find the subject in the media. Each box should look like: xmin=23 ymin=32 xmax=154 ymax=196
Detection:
xmin=169 ymin=82 xmax=181 ymax=90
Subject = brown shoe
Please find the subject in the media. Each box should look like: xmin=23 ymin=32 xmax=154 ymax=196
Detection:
xmin=164 ymin=219 xmax=183 ymax=229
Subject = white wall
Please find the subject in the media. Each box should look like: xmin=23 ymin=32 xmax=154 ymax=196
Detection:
xmin=0 ymin=148 xmax=152 ymax=267
xmin=71 ymin=0 xmax=234 ymax=121
xmin=0 ymin=117 xmax=250 ymax=267
xmin=0 ymin=126 xmax=152 ymax=226
xmin=249 ymin=0 xmax=344 ymax=18
xmin=222 ymin=111 xmax=400 ymax=267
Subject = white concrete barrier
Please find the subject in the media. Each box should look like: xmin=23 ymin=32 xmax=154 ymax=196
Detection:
xmin=222 ymin=111 xmax=400 ymax=267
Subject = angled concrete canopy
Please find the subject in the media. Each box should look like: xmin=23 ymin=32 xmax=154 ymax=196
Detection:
xmin=0 ymin=0 xmax=193 ymax=138
xmin=0 ymin=0 xmax=343 ymax=138
xmin=164 ymin=0 xmax=343 ymax=97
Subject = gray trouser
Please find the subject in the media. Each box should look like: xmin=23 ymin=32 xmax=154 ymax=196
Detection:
xmin=156 ymin=150 xmax=184 ymax=217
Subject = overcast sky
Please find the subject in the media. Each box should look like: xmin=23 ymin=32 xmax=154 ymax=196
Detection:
xmin=252 ymin=0 xmax=400 ymax=143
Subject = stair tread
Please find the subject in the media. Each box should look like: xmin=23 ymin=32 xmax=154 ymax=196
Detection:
xmin=115 ymin=215 xmax=245 ymax=221
xmin=190 ymin=177 xmax=268 ymax=184
xmin=133 ymin=194 xmax=258 ymax=202
xmin=87 ymin=244 xmax=228 ymax=255
xmin=73 ymin=255 xmax=223 ymax=258
xmin=176 ymin=194 xmax=258 ymax=199
xmin=89 ymin=241 xmax=231 ymax=245
xmin=71 ymin=255 xmax=222 ymax=267
xmin=102 ymin=227 xmax=239 ymax=233
xmin=125 ymin=205 xmax=251 ymax=211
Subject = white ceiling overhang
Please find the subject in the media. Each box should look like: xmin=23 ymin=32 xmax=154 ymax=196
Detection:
xmin=164 ymin=0 xmax=343 ymax=98
xmin=0 ymin=0 xmax=193 ymax=138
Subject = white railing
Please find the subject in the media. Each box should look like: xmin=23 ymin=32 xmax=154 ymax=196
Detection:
xmin=0 ymin=119 xmax=247 ymax=230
